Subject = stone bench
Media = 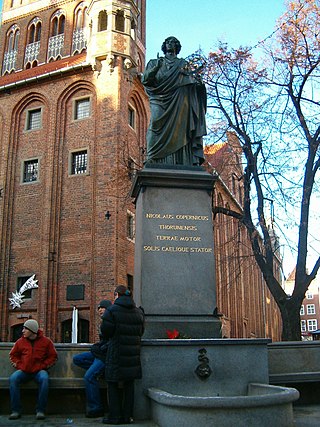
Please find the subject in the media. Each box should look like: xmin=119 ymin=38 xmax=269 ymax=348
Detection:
xmin=268 ymin=341 xmax=320 ymax=404
xmin=269 ymin=371 xmax=320 ymax=384
xmin=0 ymin=342 xmax=108 ymax=414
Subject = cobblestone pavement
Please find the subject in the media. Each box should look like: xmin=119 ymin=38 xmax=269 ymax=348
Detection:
xmin=0 ymin=406 xmax=319 ymax=427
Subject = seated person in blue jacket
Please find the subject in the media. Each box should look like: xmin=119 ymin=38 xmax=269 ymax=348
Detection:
xmin=73 ymin=300 xmax=112 ymax=418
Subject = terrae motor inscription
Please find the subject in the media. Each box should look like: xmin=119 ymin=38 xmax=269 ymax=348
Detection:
xmin=143 ymin=212 xmax=213 ymax=254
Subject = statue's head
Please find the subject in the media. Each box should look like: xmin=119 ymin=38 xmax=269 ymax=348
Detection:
xmin=161 ymin=36 xmax=181 ymax=55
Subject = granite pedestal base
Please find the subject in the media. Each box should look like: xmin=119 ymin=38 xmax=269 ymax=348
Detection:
xmin=131 ymin=166 xmax=221 ymax=338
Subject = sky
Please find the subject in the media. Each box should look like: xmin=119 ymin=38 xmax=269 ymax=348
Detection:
xmin=145 ymin=0 xmax=286 ymax=61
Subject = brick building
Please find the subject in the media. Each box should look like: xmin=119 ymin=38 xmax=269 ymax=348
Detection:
xmin=205 ymin=135 xmax=282 ymax=340
xmin=0 ymin=0 xmax=148 ymax=342
xmin=283 ymin=268 xmax=320 ymax=340
xmin=0 ymin=0 xmax=282 ymax=343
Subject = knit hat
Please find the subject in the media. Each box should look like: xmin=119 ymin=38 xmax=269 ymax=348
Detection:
xmin=23 ymin=319 xmax=39 ymax=334
xmin=98 ymin=300 xmax=112 ymax=309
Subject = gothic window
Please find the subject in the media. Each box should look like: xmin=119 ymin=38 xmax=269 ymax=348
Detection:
xmin=127 ymin=211 xmax=135 ymax=240
xmin=48 ymin=10 xmax=65 ymax=61
xmin=70 ymin=150 xmax=88 ymax=175
xmin=23 ymin=159 xmax=39 ymax=183
xmin=28 ymin=18 xmax=41 ymax=43
xmin=2 ymin=24 xmax=20 ymax=75
xmin=74 ymin=97 xmax=90 ymax=120
xmin=98 ymin=11 xmax=108 ymax=31
xmin=61 ymin=318 xmax=89 ymax=343
xmin=115 ymin=10 xmax=125 ymax=32
xmin=51 ymin=11 xmax=65 ymax=36
xmin=128 ymin=105 xmax=135 ymax=129
xmin=25 ymin=18 xmax=41 ymax=69
xmin=26 ymin=107 xmax=42 ymax=130
xmin=11 ymin=324 xmax=24 ymax=342
xmin=72 ymin=3 xmax=87 ymax=54
xmin=131 ymin=18 xmax=136 ymax=39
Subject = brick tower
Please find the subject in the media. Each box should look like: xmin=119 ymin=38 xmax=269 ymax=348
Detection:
xmin=0 ymin=0 xmax=148 ymax=342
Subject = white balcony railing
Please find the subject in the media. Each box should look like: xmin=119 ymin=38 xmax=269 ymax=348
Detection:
xmin=2 ymin=49 xmax=17 ymax=74
xmin=24 ymin=41 xmax=40 ymax=66
xmin=47 ymin=34 xmax=64 ymax=61
xmin=72 ymin=28 xmax=87 ymax=54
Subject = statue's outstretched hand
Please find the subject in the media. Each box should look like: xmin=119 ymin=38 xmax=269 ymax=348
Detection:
xmin=155 ymin=53 xmax=164 ymax=69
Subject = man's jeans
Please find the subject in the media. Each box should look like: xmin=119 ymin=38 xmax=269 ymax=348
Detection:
xmin=9 ymin=369 xmax=49 ymax=413
xmin=73 ymin=352 xmax=105 ymax=413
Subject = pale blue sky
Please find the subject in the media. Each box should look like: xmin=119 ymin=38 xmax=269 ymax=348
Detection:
xmin=146 ymin=0 xmax=286 ymax=60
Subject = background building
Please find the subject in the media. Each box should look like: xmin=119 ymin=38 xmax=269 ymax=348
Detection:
xmin=284 ymin=268 xmax=320 ymax=340
xmin=0 ymin=0 xmax=281 ymax=342
xmin=0 ymin=0 xmax=148 ymax=342
xmin=205 ymin=134 xmax=282 ymax=341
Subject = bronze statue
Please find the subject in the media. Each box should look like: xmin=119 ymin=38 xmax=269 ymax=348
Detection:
xmin=141 ymin=36 xmax=207 ymax=166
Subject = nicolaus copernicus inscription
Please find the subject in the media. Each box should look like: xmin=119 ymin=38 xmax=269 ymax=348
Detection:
xmin=143 ymin=213 xmax=213 ymax=254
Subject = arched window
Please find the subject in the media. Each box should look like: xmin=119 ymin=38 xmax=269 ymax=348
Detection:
xmin=98 ymin=10 xmax=107 ymax=32
xmin=48 ymin=10 xmax=66 ymax=61
xmin=72 ymin=3 xmax=88 ymax=54
xmin=11 ymin=324 xmax=23 ymax=342
xmin=2 ymin=24 xmax=20 ymax=74
xmin=115 ymin=9 xmax=125 ymax=32
xmin=131 ymin=18 xmax=136 ymax=39
xmin=25 ymin=18 xmax=41 ymax=69
xmin=50 ymin=10 xmax=65 ymax=37
xmin=61 ymin=318 xmax=89 ymax=343
xmin=28 ymin=17 xmax=41 ymax=44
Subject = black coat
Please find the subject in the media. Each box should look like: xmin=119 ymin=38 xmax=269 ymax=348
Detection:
xmin=90 ymin=333 xmax=108 ymax=362
xmin=101 ymin=295 xmax=144 ymax=382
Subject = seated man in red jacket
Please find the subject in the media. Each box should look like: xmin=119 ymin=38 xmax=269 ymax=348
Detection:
xmin=8 ymin=319 xmax=58 ymax=421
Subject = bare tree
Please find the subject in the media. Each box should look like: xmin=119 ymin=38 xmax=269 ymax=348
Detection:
xmin=190 ymin=0 xmax=320 ymax=340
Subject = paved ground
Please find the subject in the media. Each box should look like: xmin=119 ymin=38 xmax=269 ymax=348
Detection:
xmin=0 ymin=415 xmax=156 ymax=427
xmin=294 ymin=405 xmax=320 ymax=426
xmin=0 ymin=405 xmax=319 ymax=426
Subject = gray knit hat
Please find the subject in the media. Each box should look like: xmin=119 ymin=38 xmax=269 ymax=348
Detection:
xmin=98 ymin=300 xmax=112 ymax=309
xmin=23 ymin=319 xmax=39 ymax=334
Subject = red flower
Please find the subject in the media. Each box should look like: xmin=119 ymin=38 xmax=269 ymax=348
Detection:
xmin=166 ymin=329 xmax=180 ymax=339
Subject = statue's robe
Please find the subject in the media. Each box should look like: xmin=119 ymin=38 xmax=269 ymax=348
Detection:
xmin=142 ymin=56 xmax=207 ymax=166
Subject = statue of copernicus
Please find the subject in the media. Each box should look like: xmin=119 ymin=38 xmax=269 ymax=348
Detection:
xmin=141 ymin=36 xmax=207 ymax=166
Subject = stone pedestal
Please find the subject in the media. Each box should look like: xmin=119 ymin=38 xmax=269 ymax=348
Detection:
xmin=131 ymin=166 xmax=221 ymax=338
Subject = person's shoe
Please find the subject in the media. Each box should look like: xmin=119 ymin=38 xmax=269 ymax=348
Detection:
xmin=86 ymin=410 xmax=104 ymax=418
xmin=36 ymin=412 xmax=45 ymax=420
xmin=8 ymin=412 xmax=21 ymax=420
xmin=102 ymin=417 xmax=120 ymax=425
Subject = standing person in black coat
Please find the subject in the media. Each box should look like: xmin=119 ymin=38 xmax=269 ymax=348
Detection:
xmin=101 ymin=285 xmax=144 ymax=425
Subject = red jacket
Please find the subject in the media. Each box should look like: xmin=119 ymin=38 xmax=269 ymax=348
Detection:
xmin=9 ymin=330 xmax=58 ymax=374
